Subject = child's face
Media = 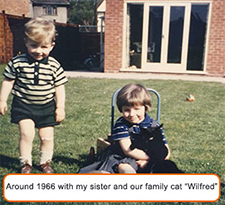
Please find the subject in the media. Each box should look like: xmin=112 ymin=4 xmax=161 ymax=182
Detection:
xmin=122 ymin=104 xmax=145 ymax=124
xmin=25 ymin=38 xmax=55 ymax=61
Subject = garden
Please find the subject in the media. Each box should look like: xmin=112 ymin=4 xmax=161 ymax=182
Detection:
xmin=0 ymin=64 xmax=225 ymax=205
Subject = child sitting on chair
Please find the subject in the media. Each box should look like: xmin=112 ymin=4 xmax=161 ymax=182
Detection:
xmin=79 ymin=83 xmax=171 ymax=173
xmin=111 ymin=83 xmax=170 ymax=173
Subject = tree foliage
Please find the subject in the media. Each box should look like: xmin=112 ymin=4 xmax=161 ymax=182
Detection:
xmin=68 ymin=0 xmax=96 ymax=25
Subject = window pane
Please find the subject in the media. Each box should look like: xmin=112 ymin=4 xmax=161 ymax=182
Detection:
xmin=43 ymin=7 xmax=46 ymax=15
xmin=167 ymin=6 xmax=185 ymax=63
xmin=53 ymin=7 xmax=57 ymax=15
xmin=47 ymin=6 xmax=52 ymax=15
xmin=187 ymin=4 xmax=209 ymax=70
xmin=128 ymin=4 xmax=143 ymax=68
xmin=148 ymin=6 xmax=163 ymax=63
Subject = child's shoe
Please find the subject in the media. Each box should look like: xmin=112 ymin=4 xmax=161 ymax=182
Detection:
xmin=21 ymin=163 xmax=32 ymax=173
xmin=40 ymin=161 xmax=54 ymax=173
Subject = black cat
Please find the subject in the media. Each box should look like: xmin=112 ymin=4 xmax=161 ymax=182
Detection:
xmin=129 ymin=122 xmax=183 ymax=173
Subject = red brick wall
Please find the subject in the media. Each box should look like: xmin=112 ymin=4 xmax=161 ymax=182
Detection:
xmin=0 ymin=0 xmax=30 ymax=63
xmin=104 ymin=0 xmax=225 ymax=77
xmin=105 ymin=0 xmax=124 ymax=73
xmin=0 ymin=0 xmax=30 ymax=17
xmin=206 ymin=0 xmax=225 ymax=77
xmin=0 ymin=12 xmax=13 ymax=63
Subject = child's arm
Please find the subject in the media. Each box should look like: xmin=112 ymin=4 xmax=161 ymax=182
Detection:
xmin=119 ymin=137 xmax=150 ymax=160
xmin=136 ymin=159 xmax=149 ymax=169
xmin=0 ymin=78 xmax=14 ymax=115
xmin=55 ymin=84 xmax=66 ymax=122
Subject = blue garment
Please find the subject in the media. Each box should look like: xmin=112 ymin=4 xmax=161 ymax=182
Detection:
xmin=78 ymin=114 xmax=183 ymax=173
xmin=112 ymin=113 xmax=167 ymax=144
xmin=79 ymin=114 xmax=169 ymax=173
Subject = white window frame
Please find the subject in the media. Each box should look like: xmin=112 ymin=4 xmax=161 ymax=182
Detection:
xmin=121 ymin=1 xmax=212 ymax=74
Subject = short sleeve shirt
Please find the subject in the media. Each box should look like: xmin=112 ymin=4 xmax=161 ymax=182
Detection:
xmin=112 ymin=114 xmax=168 ymax=144
xmin=4 ymin=53 xmax=68 ymax=105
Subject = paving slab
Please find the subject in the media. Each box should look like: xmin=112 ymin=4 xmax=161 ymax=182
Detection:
xmin=65 ymin=71 xmax=225 ymax=84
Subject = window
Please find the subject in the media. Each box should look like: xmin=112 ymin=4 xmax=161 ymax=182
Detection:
xmin=187 ymin=4 xmax=209 ymax=70
xmin=43 ymin=5 xmax=57 ymax=16
xmin=148 ymin=6 xmax=163 ymax=63
xmin=167 ymin=6 xmax=185 ymax=63
xmin=127 ymin=4 xmax=143 ymax=68
xmin=124 ymin=2 xmax=211 ymax=72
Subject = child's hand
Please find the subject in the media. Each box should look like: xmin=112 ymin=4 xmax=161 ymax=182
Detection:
xmin=136 ymin=160 xmax=148 ymax=169
xmin=0 ymin=101 xmax=7 ymax=116
xmin=55 ymin=108 xmax=65 ymax=122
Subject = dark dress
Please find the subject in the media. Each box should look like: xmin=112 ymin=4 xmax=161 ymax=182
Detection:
xmin=79 ymin=114 xmax=176 ymax=173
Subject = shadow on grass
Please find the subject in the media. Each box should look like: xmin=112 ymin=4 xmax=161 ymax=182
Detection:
xmin=53 ymin=153 xmax=93 ymax=173
xmin=0 ymin=154 xmax=226 ymax=205
xmin=0 ymin=153 xmax=91 ymax=173
xmin=0 ymin=154 xmax=43 ymax=173
xmin=0 ymin=154 xmax=20 ymax=173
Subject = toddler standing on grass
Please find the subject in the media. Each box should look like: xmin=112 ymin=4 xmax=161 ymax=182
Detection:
xmin=0 ymin=17 xmax=68 ymax=173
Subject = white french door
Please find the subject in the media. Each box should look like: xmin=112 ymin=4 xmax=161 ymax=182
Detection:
xmin=141 ymin=3 xmax=191 ymax=72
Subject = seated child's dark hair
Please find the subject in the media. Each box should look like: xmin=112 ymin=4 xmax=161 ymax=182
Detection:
xmin=116 ymin=83 xmax=152 ymax=112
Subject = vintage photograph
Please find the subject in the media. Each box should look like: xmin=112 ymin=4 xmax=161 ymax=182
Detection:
xmin=0 ymin=0 xmax=225 ymax=207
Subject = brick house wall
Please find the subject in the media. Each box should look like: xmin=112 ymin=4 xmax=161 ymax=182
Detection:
xmin=0 ymin=0 xmax=30 ymax=63
xmin=206 ymin=0 xmax=225 ymax=77
xmin=104 ymin=0 xmax=225 ymax=77
xmin=105 ymin=0 xmax=124 ymax=73
xmin=0 ymin=0 xmax=30 ymax=17
xmin=0 ymin=12 xmax=13 ymax=63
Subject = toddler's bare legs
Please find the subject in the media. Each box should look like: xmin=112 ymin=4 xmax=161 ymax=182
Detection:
xmin=118 ymin=163 xmax=136 ymax=173
xmin=18 ymin=119 xmax=35 ymax=166
xmin=38 ymin=126 xmax=54 ymax=165
xmin=18 ymin=120 xmax=54 ymax=173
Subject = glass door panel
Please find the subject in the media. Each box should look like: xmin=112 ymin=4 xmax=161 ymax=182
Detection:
xmin=128 ymin=4 xmax=143 ymax=69
xmin=167 ymin=6 xmax=185 ymax=63
xmin=147 ymin=6 xmax=163 ymax=63
xmin=142 ymin=3 xmax=191 ymax=72
xmin=187 ymin=4 xmax=209 ymax=71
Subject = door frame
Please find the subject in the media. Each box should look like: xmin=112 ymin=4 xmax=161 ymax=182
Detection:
xmin=141 ymin=2 xmax=191 ymax=72
xmin=122 ymin=1 xmax=212 ymax=74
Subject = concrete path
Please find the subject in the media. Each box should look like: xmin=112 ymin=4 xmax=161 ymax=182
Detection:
xmin=65 ymin=70 xmax=225 ymax=84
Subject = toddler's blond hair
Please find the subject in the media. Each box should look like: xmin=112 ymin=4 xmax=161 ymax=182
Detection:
xmin=24 ymin=17 xmax=56 ymax=43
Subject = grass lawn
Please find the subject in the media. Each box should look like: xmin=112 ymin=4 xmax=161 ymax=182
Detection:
xmin=0 ymin=64 xmax=225 ymax=205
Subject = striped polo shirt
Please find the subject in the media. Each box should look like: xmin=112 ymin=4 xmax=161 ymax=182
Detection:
xmin=112 ymin=114 xmax=168 ymax=144
xmin=4 ymin=53 xmax=68 ymax=105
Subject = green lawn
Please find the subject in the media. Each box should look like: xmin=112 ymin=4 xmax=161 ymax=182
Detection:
xmin=0 ymin=64 xmax=225 ymax=205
